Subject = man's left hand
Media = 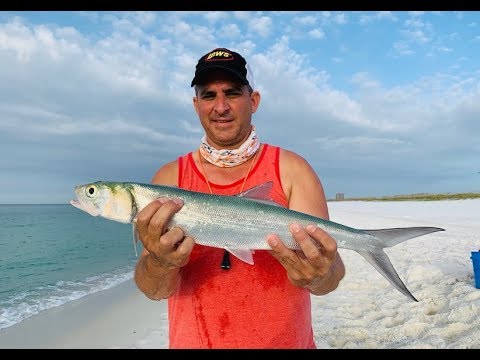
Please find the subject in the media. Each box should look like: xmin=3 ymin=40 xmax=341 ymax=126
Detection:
xmin=267 ymin=223 xmax=345 ymax=295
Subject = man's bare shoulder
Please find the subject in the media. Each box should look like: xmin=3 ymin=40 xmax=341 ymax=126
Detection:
xmin=279 ymin=148 xmax=323 ymax=184
xmin=278 ymin=147 xmax=328 ymax=218
xmin=278 ymin=147 xmax=317 ymax=196
xmin=279 ymin=147 xmax=312 ymax=171
xmin=151 ymin=159 xmax=178 ymax=186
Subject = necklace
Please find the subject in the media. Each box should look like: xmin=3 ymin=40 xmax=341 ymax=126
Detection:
xmin=197 ymin=146 xmax=260 ymax=270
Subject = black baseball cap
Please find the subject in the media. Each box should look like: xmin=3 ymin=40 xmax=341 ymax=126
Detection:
xmin=191 ymin=47 xmax=253 ymax=88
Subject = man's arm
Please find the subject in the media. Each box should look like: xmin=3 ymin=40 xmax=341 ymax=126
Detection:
xmin=267 ymin=149 xmax=345 ymax=295
xmin=133 ymin=161 xmax=195 ymax=300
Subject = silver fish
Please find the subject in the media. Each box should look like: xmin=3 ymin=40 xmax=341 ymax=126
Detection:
xmin=70 ymin=181 xmax=445 ymax=302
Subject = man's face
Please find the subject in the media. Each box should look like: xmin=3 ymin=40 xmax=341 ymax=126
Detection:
xmin=193 ymin=71 xmax=260 ymax=149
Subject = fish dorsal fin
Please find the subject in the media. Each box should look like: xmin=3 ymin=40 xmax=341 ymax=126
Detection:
xmin=236 ymin=181 xmax=280 ymax=206
xmin=237 ymin=181 xmax=273 ymax=199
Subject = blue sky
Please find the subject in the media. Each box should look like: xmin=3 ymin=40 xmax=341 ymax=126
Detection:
xmin=1 ymin=11 xmax=479 ymax=204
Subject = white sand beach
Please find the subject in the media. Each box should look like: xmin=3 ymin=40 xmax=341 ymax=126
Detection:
xmin=0 ymin=199 xmax=479 ymax=349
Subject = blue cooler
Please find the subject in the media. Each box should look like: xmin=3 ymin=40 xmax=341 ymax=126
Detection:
xmin=471 ymin=251 xmax=480 ymax=289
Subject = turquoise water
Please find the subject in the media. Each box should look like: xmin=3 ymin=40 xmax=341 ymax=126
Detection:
xmin=0 ymin=204 xmax=140 ymax=330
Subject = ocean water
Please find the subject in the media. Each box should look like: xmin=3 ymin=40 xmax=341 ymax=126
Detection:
xmin=0 ymin=204 xmax=140 ymax=330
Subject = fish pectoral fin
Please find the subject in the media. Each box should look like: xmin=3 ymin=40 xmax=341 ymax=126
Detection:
xmin=132 ymin=222 xmax=139 ymax=257
xmin=226 ymin=248 xmax=254 ymax=265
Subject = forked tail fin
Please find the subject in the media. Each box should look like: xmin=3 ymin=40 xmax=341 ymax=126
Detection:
xmin=357 ymin=249 xmax=418 ymax=301
xmin=361 ymin=227 xmax=445 ymax=247
xmin=358 ymin=226 xmax=445 ymax=302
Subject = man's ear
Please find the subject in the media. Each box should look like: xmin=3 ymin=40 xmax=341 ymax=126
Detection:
xmin=193 ymin=96 xmax=200 ymax=116
xmin=251 ymin=91 xmax=261 ymax=114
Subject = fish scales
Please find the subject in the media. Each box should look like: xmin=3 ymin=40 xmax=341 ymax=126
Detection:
xmin=71 ymin=181 xmax=445 ymax=302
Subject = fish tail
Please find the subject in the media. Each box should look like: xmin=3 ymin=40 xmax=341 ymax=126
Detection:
xmin=358 ymin=227 xmax=445 ymax=301
xmin=362 ymin=227 xmax=445 ymax=247
xmin=357 ymin=249 xmax=418 ymax=301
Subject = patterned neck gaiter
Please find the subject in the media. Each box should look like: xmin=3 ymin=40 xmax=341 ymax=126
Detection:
xmin=199 ymin=125 xmax=260 ymax=168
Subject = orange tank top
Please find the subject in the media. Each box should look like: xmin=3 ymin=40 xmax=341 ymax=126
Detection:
xmin=168 ymin=143 xmax=316 ymax=349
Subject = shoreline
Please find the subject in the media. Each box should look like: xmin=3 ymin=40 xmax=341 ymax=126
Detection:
xmin=0 ymin=279 xmax=168 ymax=349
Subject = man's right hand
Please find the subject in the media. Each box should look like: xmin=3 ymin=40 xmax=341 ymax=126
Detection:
xmin=135 ymin=198 xmax=195 ymax=271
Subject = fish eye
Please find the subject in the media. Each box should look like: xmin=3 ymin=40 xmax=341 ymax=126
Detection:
xmin=86 ymin=185 xmax=98 ymax=198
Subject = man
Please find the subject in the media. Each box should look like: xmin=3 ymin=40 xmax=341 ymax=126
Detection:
xmin=134 ymin=47 xmax=345 ymax=349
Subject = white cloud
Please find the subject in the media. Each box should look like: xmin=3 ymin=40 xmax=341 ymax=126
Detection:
xmin=309 ymin=28 xmax=325 ymax=40
xmin=179 ymin=120 xmax=203 ymax=134
xmin=1 ymin=11 xmax=480 ymax=203
xmin=203 ymin=11 xmax=228 ymax=23
xmin=402 ymin=29 xmax=431 ymax=44
xmin=408 ymin=11 xmax=426 ymax=17
xmin=359 ymin=11 xmax=397 ymax=24
xmin=333 ymin=13 xmax=348 ymax=25
xmin=293 ymin=15 xmax=317 ymax=26
xmin=393 ymin=41 xmax=414 ymax=56
xmin=0 ymin=18 xmax=42 ymax=61
xmin=219 ymin=23 xmax=241 ymax=39
xmin=314 ymin=136 xmax=409 ymax=154
xmin=247 ymin=16 xmax=273 ymax=38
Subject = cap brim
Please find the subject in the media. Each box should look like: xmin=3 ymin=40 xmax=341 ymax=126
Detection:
xmin=191 ymin=66 xmax=249 ymax=87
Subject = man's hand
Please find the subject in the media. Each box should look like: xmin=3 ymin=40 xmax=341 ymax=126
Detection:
xmin=267 ymin=223 xmax=345 ymax=295
xmin=135 ymin=198 xmax=195 ymax=271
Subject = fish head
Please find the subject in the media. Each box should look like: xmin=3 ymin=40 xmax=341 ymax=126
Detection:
xmin=70 ymin=181 xmax=136 ymax=223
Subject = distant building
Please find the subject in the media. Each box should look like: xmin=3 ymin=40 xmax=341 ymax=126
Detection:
xmin=335 ymin=193 xmax=344 ymax=201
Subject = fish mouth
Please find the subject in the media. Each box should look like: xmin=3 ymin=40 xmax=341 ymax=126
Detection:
xmin=70 ymin=199 xmax=81 ymax=209
xmin=70 ymin=198 xmax=100 ymax=217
